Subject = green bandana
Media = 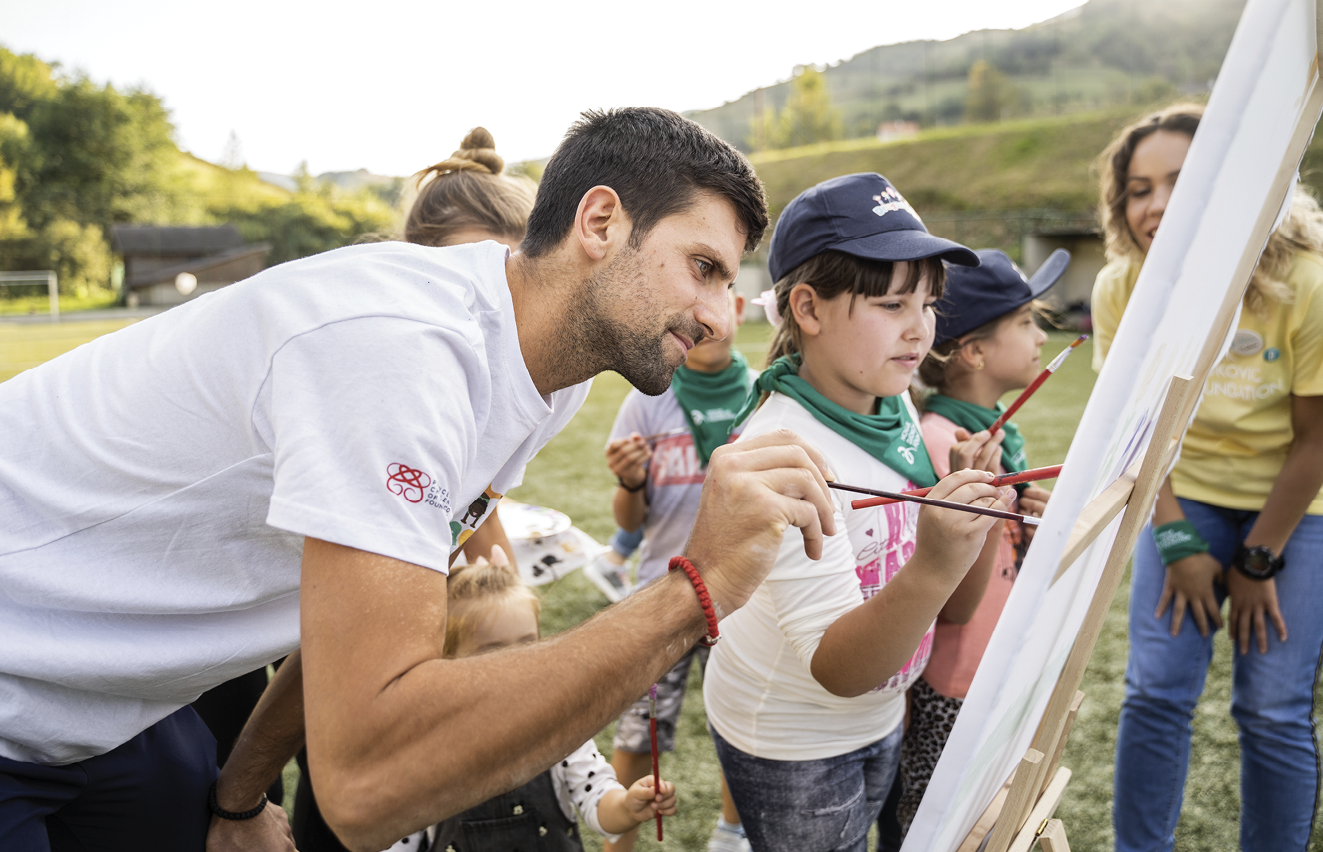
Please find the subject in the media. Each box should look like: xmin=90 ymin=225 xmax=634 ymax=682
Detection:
xmin=732 ymin=354 xmax=937 ymax=487
xmin=670 ymin=350 xmax=755 ymax=468
xmin=921 ymin=394 xmax=1027 ymax=473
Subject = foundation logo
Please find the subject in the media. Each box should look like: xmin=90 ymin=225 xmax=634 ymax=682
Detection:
xmin=386 ymin=462 xmax=431 ymax=503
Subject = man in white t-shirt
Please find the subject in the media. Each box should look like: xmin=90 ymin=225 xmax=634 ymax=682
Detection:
xmin=0 ymin=107 xmax=841 ymax=852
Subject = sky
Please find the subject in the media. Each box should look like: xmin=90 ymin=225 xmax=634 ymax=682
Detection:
xmin=5 ymin=0 xmax=1085 ymax=177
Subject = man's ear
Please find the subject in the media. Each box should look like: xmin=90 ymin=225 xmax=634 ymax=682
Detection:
xmin=733 ymin=291 xmax=747 ymax=329
xmin=573 ymin=185 xmax=629 ymax=262
xmin=788 ymin=283 xmax=822 ymax=336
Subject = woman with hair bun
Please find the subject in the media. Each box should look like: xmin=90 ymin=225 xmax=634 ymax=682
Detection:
xmin=1093 ymin=103 xmax=1323 ymax=852
xmin=402 ymin=127 xmax=536 ymax=250
xmin=291 ymin=127 xmax=549 ymax=852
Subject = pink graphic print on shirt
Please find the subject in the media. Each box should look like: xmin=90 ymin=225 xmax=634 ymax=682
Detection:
xmin=853 ymin=492 xmax=930 ymax=692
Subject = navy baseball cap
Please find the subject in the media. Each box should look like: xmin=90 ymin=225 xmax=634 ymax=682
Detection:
xmin=768 ymin=173 xmax=979 ymax=283
xmin=933 ymin=248 xmax=1071 ymax=345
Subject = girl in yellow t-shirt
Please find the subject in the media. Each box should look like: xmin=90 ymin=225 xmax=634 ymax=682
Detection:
xmin=1094 ymin=104 xmax=1323 ymax=852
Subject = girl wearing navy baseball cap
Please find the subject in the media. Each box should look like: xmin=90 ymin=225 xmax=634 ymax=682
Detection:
xmin=702 ymin=174 xmax=1008 ymax=852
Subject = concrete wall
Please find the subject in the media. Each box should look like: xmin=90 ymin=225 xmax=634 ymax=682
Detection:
xmin=1022 ymin=233 xmax=1106 ymax=310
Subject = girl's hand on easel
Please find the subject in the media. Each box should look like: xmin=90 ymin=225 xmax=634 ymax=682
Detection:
xmin=1225 ymin=571 xmax=1288 ymax=654
xmin=624 ymin=775 xmax=677 ymax=823
xmin=949 ymin=428 xmax=1005 ymax=475
xmin=1155 ymin=553 xmax=1224 ymax=637
xmin=914 ymin=469 xmax=1008 ymax=583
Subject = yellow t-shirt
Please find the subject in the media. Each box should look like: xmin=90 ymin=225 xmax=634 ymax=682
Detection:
xmin=1092 ymin=253 xmax=1323 ymax=514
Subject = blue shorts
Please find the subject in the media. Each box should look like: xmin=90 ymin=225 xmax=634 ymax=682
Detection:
xmin=0 ymin=706 xmax=217 ymax=851
xmin=713 ymin=723 xmax=902 ymax=852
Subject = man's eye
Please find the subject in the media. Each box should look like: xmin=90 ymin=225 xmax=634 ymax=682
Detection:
xmin=696 ymin=259 xmax=712 ymax=276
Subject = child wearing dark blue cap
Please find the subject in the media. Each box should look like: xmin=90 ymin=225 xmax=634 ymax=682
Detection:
xmin=893 ymin=248 xmax=1069 ymax=835
xmin=702 ymin=173 xmax=1012 ymax=852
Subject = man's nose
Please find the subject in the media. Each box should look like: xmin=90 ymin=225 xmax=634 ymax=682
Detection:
xmin=696 ymin=290 xmax=733 ymax=342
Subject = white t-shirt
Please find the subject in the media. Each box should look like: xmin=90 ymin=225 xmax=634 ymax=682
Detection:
xmin=607 ymin=374 xmax=752 ymax=588
xmin=703 ymin=392 xmax=931 ymax=761
xmin=0 ymin=240 xmax=591 ymax=765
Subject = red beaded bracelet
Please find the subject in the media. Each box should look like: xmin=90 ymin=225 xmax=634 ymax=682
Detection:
xmin=668 ymin=556 xmax=719 ymax=646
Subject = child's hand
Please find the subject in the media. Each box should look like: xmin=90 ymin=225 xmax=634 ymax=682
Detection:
xmin=1019 ymin=485 xmax=1050 ymax=519
xmin=914 ymin=469 xmax=1009 ymax=584
xmin=623 ymin=774 xmax=677 ymax=823
xmin=949 ymin=428 xmax=1005 ymax=474
xmin=606 ymin=433 xmax=651 ymax=489
xmin=1018 ymin=484 xmax=1050 ymax=544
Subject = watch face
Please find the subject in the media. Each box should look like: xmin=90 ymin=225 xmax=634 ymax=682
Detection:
xmin=1240 ymin=546 xmax=1282 ymax=579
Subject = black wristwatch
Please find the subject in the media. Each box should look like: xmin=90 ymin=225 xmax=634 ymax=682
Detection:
xmin=1231 ymin=543 xmax=1285 ymax=580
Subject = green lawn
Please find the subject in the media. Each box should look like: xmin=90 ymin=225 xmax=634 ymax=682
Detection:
xmin=4 ymin=318 xmax=1316 ymax=851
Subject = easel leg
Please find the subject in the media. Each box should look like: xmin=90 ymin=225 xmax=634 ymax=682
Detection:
xmin=1037 ymin=819 xmax=1069 ymax=852
xmin=982 ymin=375 xmax=1192 ymax=852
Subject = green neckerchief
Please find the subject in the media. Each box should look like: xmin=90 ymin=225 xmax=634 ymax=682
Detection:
xmin=732 ymin=354 xmax=937 ymax=487
xmin=922 ymin=394 xmax=1027 ymax=473
xmin=670 ymin=349 xmax=754 ymax=468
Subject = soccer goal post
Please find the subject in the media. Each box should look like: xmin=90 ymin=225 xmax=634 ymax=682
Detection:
xmin=0 ymin=271 xmax=59 ymax=321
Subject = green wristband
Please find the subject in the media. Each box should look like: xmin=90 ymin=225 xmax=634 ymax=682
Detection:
xmin=1153 ymin=520 xmax=1211 ymax=565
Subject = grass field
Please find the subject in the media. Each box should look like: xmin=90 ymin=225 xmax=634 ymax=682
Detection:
xmin=4 ymin=318 xmax=1318 ymax=851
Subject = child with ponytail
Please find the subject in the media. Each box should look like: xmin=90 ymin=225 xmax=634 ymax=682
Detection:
xmin=893 ymin=249 xmax=1066 ymax=834
xmin=703 ymin=173 xmax=1012 ymax=852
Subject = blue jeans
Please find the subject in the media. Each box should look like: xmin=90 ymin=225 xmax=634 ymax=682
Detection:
xmin=609 ymin=526 xmax=643 ymax=559
xmin=712 ymin=723 xmax=902 ymax=852
xmin=1114 ymin=499 xmax=1323 ymax=852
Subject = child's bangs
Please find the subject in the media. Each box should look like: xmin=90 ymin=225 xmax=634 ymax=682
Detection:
xmin=794 ymin=251 xmax=947 ymax=301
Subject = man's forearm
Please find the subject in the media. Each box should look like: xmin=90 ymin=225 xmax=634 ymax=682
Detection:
xmin=305 ymin=567 xmax=705 ymax=851
xmin=215 ymin=649 xmax=306 ymax=812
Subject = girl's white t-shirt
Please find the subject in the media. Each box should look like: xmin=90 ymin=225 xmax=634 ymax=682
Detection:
xmin=0 ymin=240 xmax=590 ymax=765
xmin=704 ymin=391 xmax=932 ymax=761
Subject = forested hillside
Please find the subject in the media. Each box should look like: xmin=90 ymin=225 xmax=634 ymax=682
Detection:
xmin=0 ymin=48 xmax=398 ymax=300
xmin=689 ymin=0 xmax=1244 ymax=151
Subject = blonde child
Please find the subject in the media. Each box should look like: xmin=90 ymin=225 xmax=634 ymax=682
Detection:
xmin=428 ymin=550 xmax=676 ymax=852
xmin=894 ymin=249 xmax=1066 ymax=833
xmin=703 ymin=173 xmax=1010 ymax=852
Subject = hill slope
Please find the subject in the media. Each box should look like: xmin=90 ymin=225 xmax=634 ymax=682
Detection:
xmin=689 ymin=0 xmax=1245 ymax=151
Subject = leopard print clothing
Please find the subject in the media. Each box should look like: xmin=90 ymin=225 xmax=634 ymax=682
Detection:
xmin=896 ymin=677 xmax=964 ymax=833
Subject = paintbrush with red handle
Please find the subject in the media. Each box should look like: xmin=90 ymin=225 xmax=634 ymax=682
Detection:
xmin=848 ymin=464 xmax=1063 ymax=509
xmin=988 ymin=334 xmax=1088 ymax=434
xmin=649 ymin=683 xmax=663 ymax=841
xmin=828 ymin=482 xmax=1040 ymax=525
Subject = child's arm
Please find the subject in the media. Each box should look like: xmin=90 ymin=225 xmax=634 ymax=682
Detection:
xmin=555 ymin=741 xmax=676 ymax=839
xmin=594 ymin=775 xmax=678 ymax=836
xmin=938 ymin=427 xmax=1009 ymax=623
xmin=940 ymin=521 xmax=1003 ymax=624
xmin=607 ymin=434 xmax=650 ymax=532
xmin=810 ymin=469 xmax=1007 ymax=697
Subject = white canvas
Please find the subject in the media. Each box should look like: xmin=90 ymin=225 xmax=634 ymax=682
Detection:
xmin=903 ymin=1 xmax=1322 ymax=848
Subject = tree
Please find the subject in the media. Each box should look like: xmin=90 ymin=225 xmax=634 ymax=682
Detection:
xmin=749 ymin=66 xmax=843 ymax=151
xmin=966 ymin=60 xmax=1013 ymax=123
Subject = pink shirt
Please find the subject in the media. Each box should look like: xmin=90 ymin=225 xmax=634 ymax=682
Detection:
xmin=919 ymin=412 xmax=1022 ymax=700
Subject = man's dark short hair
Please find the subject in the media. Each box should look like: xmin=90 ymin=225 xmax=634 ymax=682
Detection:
xmin=521 ymin=107 xmax=768 ymax=258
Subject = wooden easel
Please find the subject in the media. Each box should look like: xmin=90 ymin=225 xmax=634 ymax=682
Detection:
xmin=952 ymin=40 xmax=1323 ymax=848
xmin=954 ymin=370 xmax=1191 ymax=852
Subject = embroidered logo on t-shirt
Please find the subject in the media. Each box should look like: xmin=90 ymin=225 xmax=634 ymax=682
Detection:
xmin=386 ymin=462 xmax=431 ymax=503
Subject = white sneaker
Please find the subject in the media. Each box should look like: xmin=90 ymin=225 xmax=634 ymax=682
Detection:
xmin=582 ymin=551 xmax=632 ymax=603
xmin=707 ymin=823 xmax=752 ymax=852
